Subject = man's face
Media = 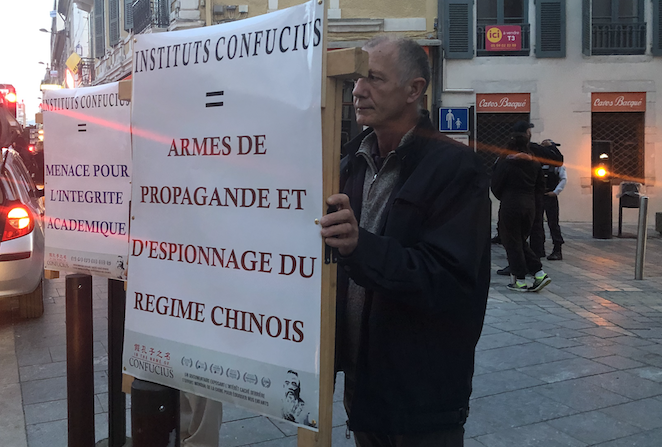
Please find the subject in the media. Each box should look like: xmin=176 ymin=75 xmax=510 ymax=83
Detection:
xmin=284 ymin=373 xmax=299 ymax=395
xmin=353 ymin=42 xmax=411 ymax=130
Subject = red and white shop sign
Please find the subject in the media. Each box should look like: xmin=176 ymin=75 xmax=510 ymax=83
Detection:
xmin=591 ymin=92 xmax=646 ymax=112
xmin=476 ymin=93 xmax=530 ymax=113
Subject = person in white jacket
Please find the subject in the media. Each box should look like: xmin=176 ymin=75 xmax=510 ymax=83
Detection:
xmin=540 ymin=139 xmax=567 ymax=260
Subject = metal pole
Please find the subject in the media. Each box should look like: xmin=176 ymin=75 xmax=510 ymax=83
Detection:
xmin=108 ymin=279 xmax=127 ymax=446
xmin=131 ymin=379 xmax=180 ymax=447
xmin=65 ymin=274 xmax=95 ymax=447
xmin=635 ymin=196 xmax=649 ymax=280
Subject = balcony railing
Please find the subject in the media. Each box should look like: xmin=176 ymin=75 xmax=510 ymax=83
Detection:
xmin=592 ymin=22 xmax=646 ymax=55
xmin=133 ymin=0 xmax=170 ymax=34
xmin=477 ymin=23 xmax=530 ymax=56
xmin=76 ymin=58 xmax=95 ymax=87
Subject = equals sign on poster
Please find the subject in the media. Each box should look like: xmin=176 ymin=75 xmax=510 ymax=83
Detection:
xmin=78 ymin=123 xmax=87 ymax=132
xmin=205 ymin=91 xmax=224 ymax=108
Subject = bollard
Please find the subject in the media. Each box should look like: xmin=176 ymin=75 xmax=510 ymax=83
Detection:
xmin=65 ymin=274 xmax=95 ymax=447
xmin=108 ymin=279 xmax=127 ymax=446
xmin=131 ymin=379 xmax=180 ymax=447
xmin=635 ymin=196 xmax=649 ymax=280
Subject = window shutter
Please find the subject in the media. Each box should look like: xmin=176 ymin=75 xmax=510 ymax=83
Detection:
xmin=443 ymin=0 xmax=474 ymax=59
xmin=94 ymin=0 xmax=105 ymax=59
xmin=536 ymin=0 xmax=565 ymax=58
xmin=654 ymin=0 xmax=662 ymax=56
xmin=109 ymin=0 xmax=120 ymax=46
xmin=124 ymin=0 xmax=133 ymax=31
xmin=582 ymin=0 xmax=591 ymax=56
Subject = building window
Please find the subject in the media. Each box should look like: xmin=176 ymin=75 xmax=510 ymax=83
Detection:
xmin=592 ymin=0 xmax=641 ymax=23
xmin=477 ymin=0 xmax=526 ymax=24
xmin=583 ymin=0 xmax=646 ymax=55
xmin=444 ymin=0 xmax=567 ymax=59
xmin=476 ymin=0 xmax=530 ymax=56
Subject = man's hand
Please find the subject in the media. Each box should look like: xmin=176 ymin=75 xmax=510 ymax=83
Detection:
xmin=545 ymin=191 xmax=557 ymax=197
xmin=319 ymin=194 xmax=359 ymax=256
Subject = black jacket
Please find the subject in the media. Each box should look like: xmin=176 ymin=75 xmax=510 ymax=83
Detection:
xmin=336 ymin=113 xmax=491 ymax=434
xmin=530 ymin=142 xmax=563 ymax=167
xmin=491 ymin=153 xmax=544 ymax=207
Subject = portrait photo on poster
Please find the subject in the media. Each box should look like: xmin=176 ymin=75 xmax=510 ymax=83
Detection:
xmin=281 ymin=369 xmax=317 ymax=428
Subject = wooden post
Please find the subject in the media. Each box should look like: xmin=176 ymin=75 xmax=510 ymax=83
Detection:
xmin=44 ymin=270 xmax=60 ymax=279
xmin=118 ymin=80 xmax=132 ymax=102
xmin=297 ymin=47 xmax=368 ymax=447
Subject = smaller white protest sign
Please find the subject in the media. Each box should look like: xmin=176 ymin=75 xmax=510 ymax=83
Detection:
xmin=42 ymin=82 xmax=132 ymax=279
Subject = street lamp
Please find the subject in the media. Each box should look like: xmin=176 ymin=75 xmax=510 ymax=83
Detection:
xmin=39 ymin=28 xmax=69 ymax=37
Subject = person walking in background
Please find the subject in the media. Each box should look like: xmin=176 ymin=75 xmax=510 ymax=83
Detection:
xmin=320 ymin=35 xmax=490 ymax=446
xmin=540 ymin=139 xmax=566 ymax=260
xmin=491 ymin=132 xmax=551 ymax=292
xmin=495 ymin=121 xmax=563 ymax=275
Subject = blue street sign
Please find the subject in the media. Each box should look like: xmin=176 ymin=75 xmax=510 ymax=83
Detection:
xmin=439 ymin=108 xmax=469 ymax=132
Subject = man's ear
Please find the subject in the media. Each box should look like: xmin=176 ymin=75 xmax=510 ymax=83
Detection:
xmin=406 ymin=77 xmax=427 ymax=104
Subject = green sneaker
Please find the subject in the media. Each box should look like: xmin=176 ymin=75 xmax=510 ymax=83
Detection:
xmin=530 ymin=274 xmax=551 ymax=292
xmin=507 ymin=282 xmax=529 ymax=292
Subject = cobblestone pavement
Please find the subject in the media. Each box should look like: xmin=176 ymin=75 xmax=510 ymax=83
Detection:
xmin=1 ymin=222 xmax=662 ymax=446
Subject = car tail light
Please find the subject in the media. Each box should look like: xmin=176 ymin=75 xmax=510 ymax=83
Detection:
xmin=2 ymin=206 xmax=34 ymax=241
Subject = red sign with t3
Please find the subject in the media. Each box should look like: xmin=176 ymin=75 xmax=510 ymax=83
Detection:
xmin=485 ymin=25 xmax=522 ymax=51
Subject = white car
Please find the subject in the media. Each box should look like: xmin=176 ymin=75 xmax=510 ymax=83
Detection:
xmin=0 ymin=148 xmax=45 ymax=318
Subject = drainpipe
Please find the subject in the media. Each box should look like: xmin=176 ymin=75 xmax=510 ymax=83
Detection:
xmin=205 ymin=0 xmax=212 ymax=26
xmin=432 ymin=0 xmax=444 ymax=129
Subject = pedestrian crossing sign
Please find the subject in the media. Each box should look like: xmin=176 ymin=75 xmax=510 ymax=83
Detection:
xmin=439 ymin=108 xmax=469 ymax=132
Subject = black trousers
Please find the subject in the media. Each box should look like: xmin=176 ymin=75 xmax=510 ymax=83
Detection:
xmin=344 ymin=374 xmax=464 ymax=447
xmin=499 ymin=203 xmax=542 ymax=279
xmin=530 ymin=194 xmax=564 ymax=253
xmin=543 ymin=195 xmax=564 ymax=247
xmin=529 ymin=195 xmax=546 ymax=257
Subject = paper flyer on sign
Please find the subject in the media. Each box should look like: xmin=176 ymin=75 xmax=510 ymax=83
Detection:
xmin=123 ymin=0 xmax=324 ymax=430
xmin=42 ymin=83 xmax=132 ymax=279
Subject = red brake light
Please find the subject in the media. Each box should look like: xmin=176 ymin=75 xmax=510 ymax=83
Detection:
xmin=28 ymin=145 xmax=35 ymax=153
xmin=2 ymin=206 xmax=34 ymax=241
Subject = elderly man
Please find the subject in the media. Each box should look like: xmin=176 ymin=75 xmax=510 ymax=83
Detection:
xmin=320 ymin=36 xmax=490 ymax=446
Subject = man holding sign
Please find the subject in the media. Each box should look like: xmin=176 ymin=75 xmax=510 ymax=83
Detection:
xmin=320 ymin=36 xmax=490 ymax=446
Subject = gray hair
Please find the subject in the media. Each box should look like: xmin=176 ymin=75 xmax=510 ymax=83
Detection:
xmin=363 ymin=35 xmax=431 ymax=92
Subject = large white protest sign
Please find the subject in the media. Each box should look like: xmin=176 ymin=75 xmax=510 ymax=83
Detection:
xmin=123 ymin=1 xmax=324 ymax=429
xmin=42 ymin=83 xmax=131 ymax=279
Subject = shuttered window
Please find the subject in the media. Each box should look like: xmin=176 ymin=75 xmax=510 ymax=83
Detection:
xmin=124 ymin=0 xmax=134 ymax=31
xmin=93 ymin=0 xmax=105 ymax=59
xmin=109 ymin=0 xmax=120 ymax=46
xmin=444 ymin=0 xmax=474 ymax=59
xmin=654 ymin=0 xmax=662 ymax=56
xmin=536 ymin=0 xmax=566 ymax=57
